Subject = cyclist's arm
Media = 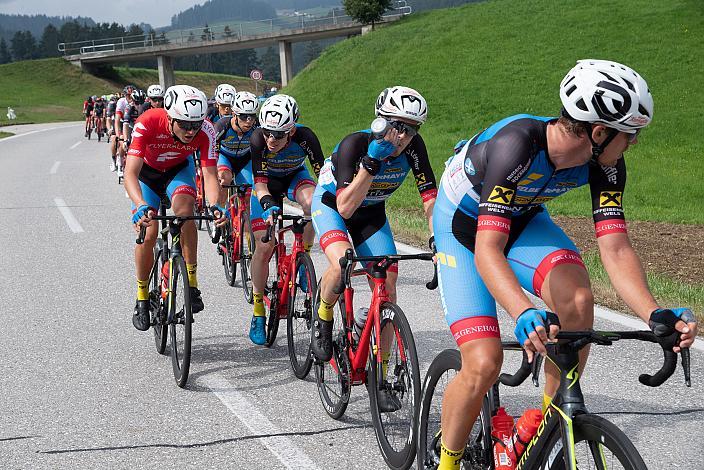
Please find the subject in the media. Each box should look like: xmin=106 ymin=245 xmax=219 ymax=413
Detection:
xmin=250 ymin=130 xmax=273 ymax=201
xmin=407 ymin=134 xmax=438 ymax=233
xmin=294 ymin=126 xmax=324 ymax=178
xmin=334 ymin=133 xmax=373 ymax=218
xmin=199 ymin=120 xmax=223 ymax=208
xmin=124 ymin=155 xmax=146 ymax=208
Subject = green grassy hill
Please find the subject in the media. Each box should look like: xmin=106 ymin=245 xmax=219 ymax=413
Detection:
xmin=285 ymin=0 xmax=703 ymax=226
xmin=0 ymin=58 xmax=271 ymax=126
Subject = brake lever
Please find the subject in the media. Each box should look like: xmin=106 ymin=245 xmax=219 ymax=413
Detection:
xmin=681 ymin=348 xmax=691 ymax=387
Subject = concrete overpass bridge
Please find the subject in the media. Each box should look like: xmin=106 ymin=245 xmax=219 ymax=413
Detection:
xmin=59 ymin=3 xmax=411 ymax=87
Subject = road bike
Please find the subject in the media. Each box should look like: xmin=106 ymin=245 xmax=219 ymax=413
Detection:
xmin=260 ymin=210 xmax=317 ymax=379
xmin=216 ymin=182 xmax=255 ymax=303
xmin=137 ymin=200 xmax=214 ymax=388
xmin=315 ymin=248 xmax=436 ymax=470
xmin=417 ymin=324 xmax=692 ymax=469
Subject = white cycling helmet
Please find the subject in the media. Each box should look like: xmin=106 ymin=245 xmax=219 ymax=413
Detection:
xmin=375 ymin=86 xmax=428 ymax=124
xmin=259 ymin=94 xmax=299 ymax=131
xmin=560 ymin=59 xmax=653 ymax=133
xmin=214 ymin=83 xmax=237 ymax=106
xmin=164 ymin=85 xmax=208 ymax=121
xmin=147 ymin=84 xmax=164 ymax=98
xmin=233 ymin=91 xmax=260 ymax=114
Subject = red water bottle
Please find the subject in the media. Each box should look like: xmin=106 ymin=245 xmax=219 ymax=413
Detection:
xmin=512 ymin=409 xmax=543 ymax=459
xmin=160 ymin=260 xmax=170 ymax=298
xmin=491 ymin=407 xmax=515 ymax=470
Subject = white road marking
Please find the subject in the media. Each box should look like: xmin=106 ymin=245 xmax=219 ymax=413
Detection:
xmin=50 ymin=161 xmax=61 ymax=174
xmin=201 ymin=374 xmax=319 ymax=469
xmin=0 ymin=125 xmax=77 ymax=143
xmin=54 ymin=198 xmax=84 ymax=233
xmin=70 ymin=141 xmax=82 ymax=150
xmin=284 ymin=203 xmax=702 ymax=351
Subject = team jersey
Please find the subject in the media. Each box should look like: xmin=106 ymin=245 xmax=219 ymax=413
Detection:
xmin=440 ymin=114 xmax=627 ymax=237
xmin=127 ymin=108 xmax=218 ymax=172
xmin=250 ymin=124 xmax=324 ymax=185
xmin=214 ymin=117 xmax=255 ymax=160
xmin=317 ymin=130 xmax=438 ymax=207
xmin=106 ymin=100 xmax=117 ymax=117
xmin=115 ymin=97 xmax=129 ymax=118
xmin=94 ymin=101 xmax=105 ymax=115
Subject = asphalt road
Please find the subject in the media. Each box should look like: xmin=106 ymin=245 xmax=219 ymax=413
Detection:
xmin=1 ymin=123 xmax=702 ymax=469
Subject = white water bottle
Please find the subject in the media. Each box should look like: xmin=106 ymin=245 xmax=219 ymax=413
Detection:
xmin=353 ymin=307 xmax=369 ymax=341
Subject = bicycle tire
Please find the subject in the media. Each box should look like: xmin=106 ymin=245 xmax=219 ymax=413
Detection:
xmin=314 ymin=299 xmax=351 ymax=419
xmin=169 ymin=255 xmax=192 ymax=388
xmin=366 ymin=302 xmax=421 ymax=470
xmin=417 ymin=349 xmax=493 ymax=470
xmin=264 ymin=247 xmax=280 ymax=347
xmin=239 ymin=210 xmax=255 ymax=304
xmin=287 ymin=253 xmax=317 ymax=379
xmin=222 ymin=225 xmax=238 ymax=287
xmin=150 ymin=245 xmax=168 ymax=355
xmin=536 ymin=413 xmax=647 ymax=470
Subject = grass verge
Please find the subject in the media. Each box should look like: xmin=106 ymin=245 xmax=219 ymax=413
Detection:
xmin=0 ymin=131 xmax=14 ymax=139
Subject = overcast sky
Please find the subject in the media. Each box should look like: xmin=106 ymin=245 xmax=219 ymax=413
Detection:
xmin=0 ymin=0 xmax=201 ymax=28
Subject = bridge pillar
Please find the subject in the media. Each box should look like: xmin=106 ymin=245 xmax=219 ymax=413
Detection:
xmin=278 ymin=40 xmax=293 ymax=87
xmin=157 ymin=55 xmax=175 ymax=90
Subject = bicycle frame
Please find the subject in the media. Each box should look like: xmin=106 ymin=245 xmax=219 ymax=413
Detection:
xmin=221 ymin=184 xmax=251 ymax=261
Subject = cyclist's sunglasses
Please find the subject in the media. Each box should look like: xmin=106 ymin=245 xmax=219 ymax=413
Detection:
xmin=151 ymin=97 xmax=164 ymax=102
xmin=237 ymin=114 xmax=257 ymax=122
xmin=263 ymin=129 xmax=289 ymax=140
xmin=388 ymin=120 xmax=421 ymax=137
xmin=626 ymin=128 xmax=641 ymax=143
xmin=175 ymin=119 xmax=204 ymax=131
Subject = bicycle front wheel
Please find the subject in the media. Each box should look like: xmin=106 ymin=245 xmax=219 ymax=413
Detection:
xmin=221 ymin=224 xmax=238 ymax=287
xmin=239 ymin=210 xmax=255 ymax=304
xmin=417 ymin=349 xmax=492 ymax=470
xmin=367 ymin=302 xmax=421 ymax=470
xmin=168 ymin=255 xmax=192 ymax=388
xmin=313 ymin=297 xmax=350 ymax=419
xmin=264 ymin=248 xmax=280 ymax=347
xmin=287 ymin=253 xmax=317 ymax=379
xmin=538 ymin=413 xmax=647 ymax=470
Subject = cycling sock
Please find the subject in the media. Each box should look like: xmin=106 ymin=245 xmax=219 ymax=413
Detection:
xmin=542 ymin=392 xmax=553 ymax=413
xmin=253 ymin=293 xmax=266 ymax=317
xmin=304 ymin=242 xmax=313 ymax=253
xmin=381 ymin=351 xmax=391 ymax=377
xmin=137 ymin=279 xmax=149 ymax=301
xmin=317 ymin=297 xmax=335 ymax=322
xmin=438 ymin=440 xmax=463 ymax=470
xmin=186 ymin=263 xmax=198 ymax=288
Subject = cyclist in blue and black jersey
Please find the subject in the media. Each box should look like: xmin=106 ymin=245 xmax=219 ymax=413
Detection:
xmin=248 ymin=94 xmax=324 ymax=345
xmin=214 ymin=91 xmax=260 ymax=205
xmin=310 ymin=86 xmax=438 ymax=374
xmin=432 ymin=59 xmax=698 ymax=470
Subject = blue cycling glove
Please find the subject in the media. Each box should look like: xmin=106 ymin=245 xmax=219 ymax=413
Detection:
xmin=132 ymin=205 xmax=150 ymax=225
xmin=514 ymin=308 xmax=560 ymax=345
xmin=262 ymin=205 xmax=280 ymax=222
xmin=367 ymin=139 xmax=396 ymax=160
xmin=649 ymin=308 xmax=696 ymax=337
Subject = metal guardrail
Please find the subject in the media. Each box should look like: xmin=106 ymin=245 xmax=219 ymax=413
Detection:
xmin=59 ymin=2 xmax=412 ymax=56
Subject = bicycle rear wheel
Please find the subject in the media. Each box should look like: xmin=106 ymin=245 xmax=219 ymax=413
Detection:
xmin=221 ymin=224 xmax=238 ymax=286
xmin=168 ymin=255 xmax=192 ymax=388
xmin=313 ymin=298 xmax=350 ymax=419
xmin=239 ymin=211 xmax=255 ymax=304
xmin=150 ymin=244 xmax=168 ymax=355
xmin=367 ymin=302 xmax=421 ymax=470
xmin=537 ymin=413 xmax=647 ymax=470
xmin=287 ymin=253 xmax=317 ymax=379
xmin=417 ymin=349 xmax=493 ymax=470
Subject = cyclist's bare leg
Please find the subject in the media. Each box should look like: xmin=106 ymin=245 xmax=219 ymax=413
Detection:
xmin=172 ymin=194 xmax=198 ymax=265
xmin=539 ymin=263 xmax=594 ymax=398
xmin=441 ymin=338 xmax=503 ymax=450
xmin=135 ymin=222 xmax=159 ymax=281
xmin=251 ymin=228 xmax=275 ymax=295
xmin=294 ymin=184 xmax=315 ymax=248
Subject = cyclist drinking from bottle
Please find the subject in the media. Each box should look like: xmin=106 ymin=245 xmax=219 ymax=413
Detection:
xmin=310 ymin=86 xmax=438 ymax=381
xmin=248 ymin=94 xmax=324 ymax=345
xmin=126 ymin=85 xmax=226 ymax=331
xmin=431 ymin=59 xmax=698 ymax=469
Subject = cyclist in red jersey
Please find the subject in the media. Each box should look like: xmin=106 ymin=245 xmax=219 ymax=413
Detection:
xmin=126 ymin=85 xmax=226 ymax=331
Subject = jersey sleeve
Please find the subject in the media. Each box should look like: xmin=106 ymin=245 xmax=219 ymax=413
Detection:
xmin=213 ymin=118 xmax=229 ymax=155
xmin=589 ymin=157 xmax=628 ymax=238
xmin=126 ymin=113 xmax=149 ymax=158
xmin=405 ymin=135 xmax=438 ymax=203
xmin=332 ymin=132 xmax=368 ymax=195
xmin=249 ymin=130 xmax=269 ymax=185
xmin=197 ymin=119 xmax=218 ymax=168
xmin=476 ymin=128 xmax=532 ymax=234
xmin=294 ymin=126 xmax=325 ymax=178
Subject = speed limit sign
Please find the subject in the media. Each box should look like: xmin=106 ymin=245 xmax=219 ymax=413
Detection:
xmin=250 ymin=69 xmax=263 ymax=81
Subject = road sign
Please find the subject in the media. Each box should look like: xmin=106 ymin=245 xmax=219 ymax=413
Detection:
xmin=250 ymin=69 xmax=263 ymax=81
